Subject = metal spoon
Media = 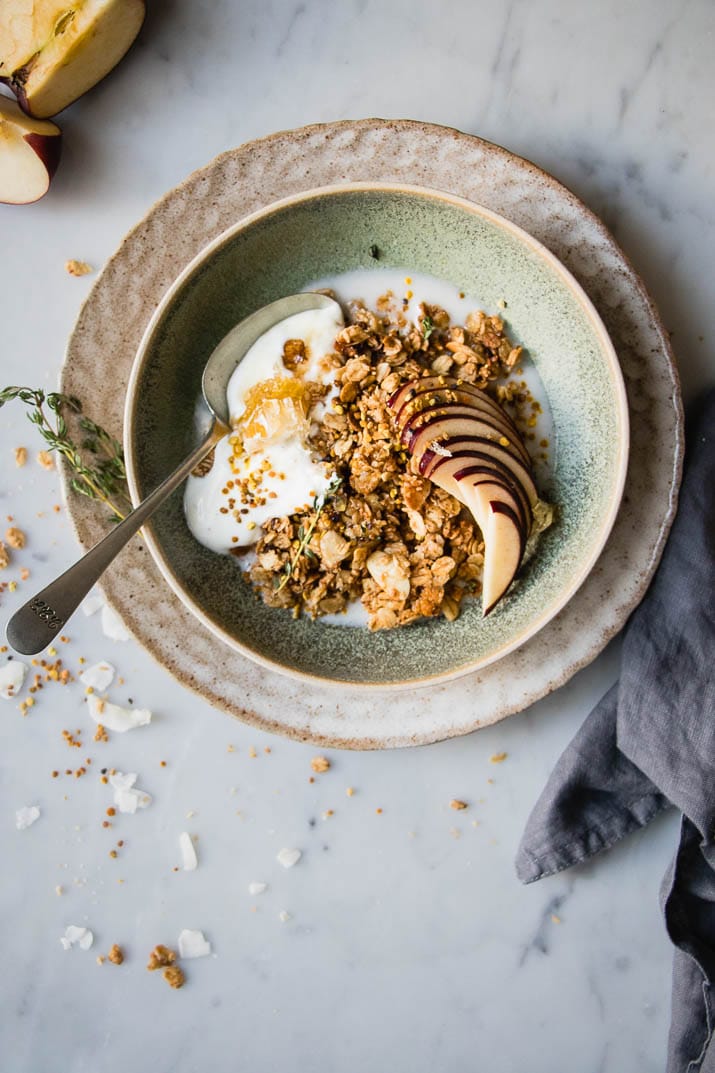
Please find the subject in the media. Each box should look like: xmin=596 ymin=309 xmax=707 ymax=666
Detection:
xmin=6 ymin=292 xmax=340 ymax=655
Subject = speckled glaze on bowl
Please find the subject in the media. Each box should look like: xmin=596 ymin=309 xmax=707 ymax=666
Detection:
xmin=124 ymin=183 xmax=628 ymax=687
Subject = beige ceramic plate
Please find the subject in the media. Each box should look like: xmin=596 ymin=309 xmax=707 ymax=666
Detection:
xmin=61 ymin=119 xmax=683 ymax=748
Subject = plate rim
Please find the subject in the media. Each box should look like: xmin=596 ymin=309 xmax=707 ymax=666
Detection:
xmin=59 ymin=118 xmax=684 ymax=748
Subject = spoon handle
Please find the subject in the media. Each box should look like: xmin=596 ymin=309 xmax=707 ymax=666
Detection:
xmin=6 ymin=422 xmax=226 ymax=655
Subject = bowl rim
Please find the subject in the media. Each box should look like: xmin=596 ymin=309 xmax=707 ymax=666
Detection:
xmin=124 ymin=180 xmax=630 ymax=690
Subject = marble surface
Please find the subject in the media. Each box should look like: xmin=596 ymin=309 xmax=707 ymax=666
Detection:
xmin=1 ymin=2 xmax=713 ymax=1071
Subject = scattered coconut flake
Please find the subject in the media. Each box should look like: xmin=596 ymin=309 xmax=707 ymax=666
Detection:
xmin=60 ymin=925 xmax=93 ymax=950
xmin=101 ymin=604 xmax=130 ymax=641
xmin=1 ymin=660 xmax=27 ymax=699
xmin=276 ymin=848 xmax=301 ymax=869
xmin=178 ymin=929 xmax=211 ymax=959
xmin=15 ymin=805 xmax=40 ymax=830
xmin=81 ymin=592 xmax=104 ymax=617
xmin=88 ymin=694 xmax=151 ymax=733
xmin=79 ymin=661 xmax=115 ymax=691
xmin=179 ymin=832 xmax=198 ymax=871
xmin=108 ymin=771 xmax=152 ymax=814
xmin=248 ymin=882 xmax=267 ymax=896
xmin=278 ymin=911 xmax=292 ymax=923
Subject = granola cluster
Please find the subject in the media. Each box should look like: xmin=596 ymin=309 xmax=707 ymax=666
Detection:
xmin=247 ymin=294 xmax=526 ymax=630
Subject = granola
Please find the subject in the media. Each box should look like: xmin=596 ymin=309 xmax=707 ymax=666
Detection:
xmin=247 ymin=294 xmax=534 ymax=630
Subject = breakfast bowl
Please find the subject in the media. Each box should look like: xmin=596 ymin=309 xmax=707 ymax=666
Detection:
xmin=124 ymin=182 xmax=629 ymax=689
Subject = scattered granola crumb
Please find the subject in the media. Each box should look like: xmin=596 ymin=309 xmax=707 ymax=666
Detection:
xmin=490 ymin=752 xmax=508 ymax=764
xmin=14 ymin=447 xmax=27 ymax=467
xmin=163 ymin=966 xmax=185 ymax=989
xmin=450 ymin=799 xmax=468 ymax=811
xmin=376 ymin=808 xmax=383 ymax=815
xmin=346 ymin=787 xmax=355 ymax=797
xmin=322 ymin=809 xmax=334 ymax=819
xmin=55 ymin=885 xmax=64 ymax=896
xmin=96 ymin=955 xmax=105 ymax=966
xmin=147 ymin=944 xmax=176 ymax=971
xmin=311 ymin=756 xmax=330 ymax=773
xmin=108 ymin=943 xmax=124 ymax=964
xmin=20 ymin=567 xmax=29 ymax=581
xmin=5 ymin=527 xmax=25 ymax=550
xmin=248 ymin=746 xmax=257 ymax=758
xmin=0 ymin=543 xmax=8 ymax=570
xmin=37 ymin=450 xmax=55 ymax=470
xmin=65 ymin=259 xmax=93 ymax=277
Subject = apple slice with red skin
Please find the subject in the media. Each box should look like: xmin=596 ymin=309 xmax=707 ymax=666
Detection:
xmin=419 ymin=438 xmax=539 ymax=505
xmin=479 ymin=500 xmax=526 ymax=615
xmin=392 ymin=381 xmax=521 ymax=432
xmin=390 ymin=376 xmax=518 ymax=425
xmin=458 ymin=483 xmax=527 ymax=615
xmin=403 ymin=411 xmax=532 ymax=468
xmin=0 ymin=94 xmax=61 ymax=203
xmin=430 ymin=465 xmax=529 ymax=540
xmin=1 ymin=0 xmax=146 ymax=119
xmin=430 ymin=459 xmax=532 ymax=530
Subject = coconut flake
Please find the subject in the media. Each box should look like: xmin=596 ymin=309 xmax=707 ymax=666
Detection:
xmin=276 ymin=848 xmax=301 ymax=869
xmin=108 ymin=771 xmax=152 ymax=814
xmin=60 ymin=925 xmax=93 ymax=951
xmin=15 ymin=805 xmax=40 ymax=830
xmin=101 ymin=604 xmax=129 ymax=641
xmin=1 ymin=660 xmax=27 ymax=699
xmin=81 ymin=591 xmax=104 ymax=617
xmin=179 ymin=832 xmax=198 ymax=871
xmin=178 ymin=929 xmax=211 ymax=959
xmin=278 ymin=911 xmax=292 ymax=923
xmin=88 ymin=695 xmax=151 ymax=733
xmin=248 ymin=882 xmax=267 ymax=896
xmin=79 ymin=661 xmax=115 ymax=691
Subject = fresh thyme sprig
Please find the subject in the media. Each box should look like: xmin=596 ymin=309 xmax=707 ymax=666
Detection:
xmin=274 ymin=474 xmax=343 ymax=594
xmin=0 ymin=386 xmax=131 ymax=521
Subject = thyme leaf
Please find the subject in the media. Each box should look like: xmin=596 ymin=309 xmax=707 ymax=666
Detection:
xmin=275 ymin=474 xmax=343 ymax=594
xmin=421 ymin=314 xmax=435 ymax=341
xmin=0 ymin=386 xmax=130 ymax=521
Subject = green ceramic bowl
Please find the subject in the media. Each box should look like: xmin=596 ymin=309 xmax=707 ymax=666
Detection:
xmin=125 ymin=183 xmax=628 ymax=688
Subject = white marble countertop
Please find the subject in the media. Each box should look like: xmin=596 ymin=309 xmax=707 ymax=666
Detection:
xmin=1 ymin=2 xmax=713 ymax=1071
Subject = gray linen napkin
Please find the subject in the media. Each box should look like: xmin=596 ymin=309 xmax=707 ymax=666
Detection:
xmin=516 ymin=387 xmax=715 ymax=1072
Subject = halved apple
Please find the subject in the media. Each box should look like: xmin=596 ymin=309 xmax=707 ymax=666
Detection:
xmin=1 ymin=0 xmax=146 ymax=118
xmin=390 ymin=375 xmax=538 ymax=614
xmin=0 ymin=94 xmax=61 ymax=203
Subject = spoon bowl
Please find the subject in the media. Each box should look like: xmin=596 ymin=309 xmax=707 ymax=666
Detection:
xmin=5 ymin=291 xmax=336 ymax=654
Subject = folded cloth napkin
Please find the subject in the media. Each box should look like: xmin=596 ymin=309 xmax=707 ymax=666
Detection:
xmin=516 ymin=387 xmax=715 ymax=1073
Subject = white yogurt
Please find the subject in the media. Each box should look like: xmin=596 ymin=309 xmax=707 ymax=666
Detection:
xmin=184 ymin=304 xmax=343 ymax=554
